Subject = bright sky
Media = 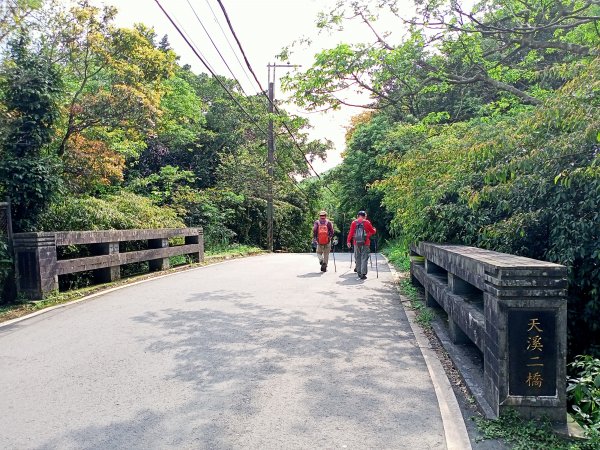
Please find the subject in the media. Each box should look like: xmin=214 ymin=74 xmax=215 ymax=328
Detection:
xmin=94 ymin=0 xmax=411 ymax=173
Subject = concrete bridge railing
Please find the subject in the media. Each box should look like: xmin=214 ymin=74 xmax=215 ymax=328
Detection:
xmin=410 ymin=242 xmax=567 ymax=423
xmin=13 ymin=228 xmax=204 ymax=300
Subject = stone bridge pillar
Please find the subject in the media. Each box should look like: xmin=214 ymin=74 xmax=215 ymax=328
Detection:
xmin=13 ymin=233 xmax=58 ymax=300
xmin=149 ymin=238 xmax=170 ymax=271
xmin=185 ymin=230 xmax=204 ymax=263
xmin=92 ymin=242 xmax=120 ymax=283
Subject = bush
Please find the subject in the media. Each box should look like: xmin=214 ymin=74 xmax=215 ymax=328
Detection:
xmin=38 ymin=192 xmax=184 ymax=231
xmin=171 ymin=187 xmax=241 ymax=249
xmin=172 ymin=188 xmax=311 ymax=252
xmin=0 ymin=155 xmax=63 ymax=232
xmin=474 ymin=409 xmax=598 ymax=450
xmin=376 ymin=59 xmax=600 ymax=358
xmin=568 ymin=355 xmax=600 ymax=433
xmin=383 ymin=239 xmax=411 ymax=272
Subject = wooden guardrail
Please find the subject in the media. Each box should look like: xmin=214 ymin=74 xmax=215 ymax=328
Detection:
xmin=13 ymin=228 xmax=203 ymax=300
xmin=410 ymin=242 xmax=567 ymax=423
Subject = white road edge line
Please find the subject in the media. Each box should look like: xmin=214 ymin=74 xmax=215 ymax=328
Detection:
xmin=0 ymin=254 xmax=267 ymax=329
xmin=383 ymin=255 xmax=473 ymax=450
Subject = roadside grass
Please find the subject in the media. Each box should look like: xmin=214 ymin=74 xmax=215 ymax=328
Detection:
xmin=399 ymin=278 xmax=434 ymax=328
xmin=0 ymin=244 xmax=264 ymax=324
xmin=383 ymin=239 xmax=433 ymax=328
xmin=205 ymin=244 xmax=262 ymax=258
xmin=474 ymin=410 xmax=599 ymax=450
xmin=382 ymin=238 xmax=411 ymax=272
xmin=0 ymin=287 xmax=106 ymax=321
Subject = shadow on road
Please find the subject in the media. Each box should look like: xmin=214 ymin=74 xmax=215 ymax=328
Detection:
xmin=296 ymin=272 xmax=325 ymax=278
xmin=336 ymin=276 xmax=365 ymax=286
xmin=27 ymin=258 xmax=443 ymax=449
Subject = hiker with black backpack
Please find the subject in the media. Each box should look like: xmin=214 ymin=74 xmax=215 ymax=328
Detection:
xmin=349 ymin=211 xmax=369 ymax=273
xmin=313 ymin=210 xmax=335 ymax=272
xmin=347 ymin=211 xmax=376 ymax=280
xmin=352 ymin=211 xmax=368 ymax=273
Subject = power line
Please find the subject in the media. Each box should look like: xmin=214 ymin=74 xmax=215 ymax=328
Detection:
xmin=154 ymin=0 xmax=307 ymax=204
xmin=154 ymin=0 xmax=269 ymax=140
xmin=215 ymin=0 xmax=334 ymax=193
xmin=203 ymin=0 xmax=258 ymax=92
xmin=171 ymin=9 xmax=217 ymax=75
xmin=185 ymin=0 xmax=249 ymax=96
xmin=215 ymin=0 xmax=264 ymax=94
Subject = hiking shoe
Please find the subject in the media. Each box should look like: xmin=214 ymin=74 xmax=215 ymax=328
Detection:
xmin=353 ymin=267 xmax=357 ymax=272
xmin=361 ymin=274 xmax=367 ymax=280
xmin=321 ymin=263 xmax=326 ymax=272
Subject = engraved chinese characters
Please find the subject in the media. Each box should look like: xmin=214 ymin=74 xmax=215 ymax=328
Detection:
xmin=508 ymin=310 xmax=557 ymax=396
xmin=525 ymin=318 xmax=544 ymax=388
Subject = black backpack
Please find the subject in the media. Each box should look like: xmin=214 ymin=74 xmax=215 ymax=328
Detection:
xmin=354 ymin=221 xmax=366 ymax=245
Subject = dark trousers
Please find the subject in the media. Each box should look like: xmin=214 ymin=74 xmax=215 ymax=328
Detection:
xmin=356 ymin=245 xmax=370 ymax=276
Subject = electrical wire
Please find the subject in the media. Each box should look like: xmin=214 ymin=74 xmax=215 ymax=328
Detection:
xmin=215 ymin=0 xmax=335 ymax=194
xmin=203 ymin=0 xmax=258 ymax=91
xmin=185 ymin=0 xmax=249 ymax=96
xmin=171 ymin=9 xmax=217 ymax=75
xmin=154 ymin=0 xmax=269 ymax=140
xmin=155 ymin=0 xmax=308 ymax=199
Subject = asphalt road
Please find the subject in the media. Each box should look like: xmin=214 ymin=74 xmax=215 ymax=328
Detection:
xmin=0 ymin=253 xmax=446 ymax=449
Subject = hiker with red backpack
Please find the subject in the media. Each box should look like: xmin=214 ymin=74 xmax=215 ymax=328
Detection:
xmin=313 ymin=210 xmax=335 ymax=272
xmin=347 ymin=211 xmax=376 ymax=280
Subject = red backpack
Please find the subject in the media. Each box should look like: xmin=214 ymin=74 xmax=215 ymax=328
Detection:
xmin=317 ymin=222 xmax=330 ymax=245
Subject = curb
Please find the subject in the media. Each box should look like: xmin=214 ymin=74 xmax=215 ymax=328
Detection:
xmin=383 ymin=255 xmax=473 ymax=450
xmin=0 ymin=252 xmax=267 ymax=329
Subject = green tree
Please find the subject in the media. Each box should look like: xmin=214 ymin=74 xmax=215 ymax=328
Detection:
xmin=0 ymin=35 xmax=62 ymax=231
xmin=282 ymin=0 xmax=600 ymax=357
xmin=41 ymin=1 xmax=176 ymax=159
xmin=331 ymin=113 xmax=394 ymax=237
xmin=283 ymin=0 xmax=600 ymax=114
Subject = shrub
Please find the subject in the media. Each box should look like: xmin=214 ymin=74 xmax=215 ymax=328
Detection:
xmin=567 ymin=355 xmax=600 ymax=433
xmin=474 ymin=409 xmax=598 ymax=450
xmin=383 ymin=239 xmax=411 ymax=272
xmin=38 ymin=192 xmax=184 ymax=231
xmin=376 ymin=59 xmax=600 ymax=358
xmin=171 ymin=187 xmax=241 ymax=249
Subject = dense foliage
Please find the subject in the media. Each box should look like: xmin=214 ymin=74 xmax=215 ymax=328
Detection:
xmin=284 ymin=0 xmax=600 ymax=361
xmin=0 ymin=35 xmax=62 ymax=231
xmin=0 ymin=0 xmax=331 ymax=302
xmin=568 ymin=355 xmax=600 ymax=433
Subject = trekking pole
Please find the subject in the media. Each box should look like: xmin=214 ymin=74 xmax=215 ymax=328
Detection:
xmin=375 ymin=238 xmax=379 ymax=278
xmin=332 ymin=245 xmax=337 ymax=273
xmin=350 ymin=245 xmax=353 ymax=268
xmin=332 ymin=238 xmax=337 ymax=272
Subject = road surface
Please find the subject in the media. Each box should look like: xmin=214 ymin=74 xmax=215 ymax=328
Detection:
xmin=0 ymin=253 xmax=446 ymax=449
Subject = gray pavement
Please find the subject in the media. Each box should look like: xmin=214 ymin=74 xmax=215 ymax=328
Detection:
xmin=0 ymin=253 xmax=446 ymax=449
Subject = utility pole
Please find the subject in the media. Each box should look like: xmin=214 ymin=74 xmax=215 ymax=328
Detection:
xmin=266 ymin=63 xmax=300 ymax=252
xmin=267 ymin=78 xmax=275 ymax=253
